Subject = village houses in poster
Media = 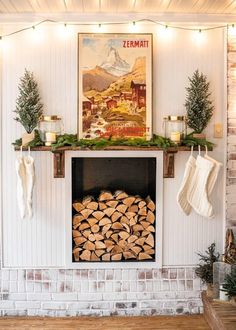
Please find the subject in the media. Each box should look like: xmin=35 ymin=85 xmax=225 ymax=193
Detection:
xmin=78 ymin=33 xmax=153 ymax=140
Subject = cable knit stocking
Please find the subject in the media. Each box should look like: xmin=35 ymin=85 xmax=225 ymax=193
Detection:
xmin=24 ymin=155 xmax=35 ymax=219
xmin=187 ymin=155 xmax=214 ymax=218
xmin=15 ymin=155 xmax=27 ymax=219
xmin=177 ymin=155 xmax=196 ymax=215
xmin=204 ymin=154 xmax=222 ymax=195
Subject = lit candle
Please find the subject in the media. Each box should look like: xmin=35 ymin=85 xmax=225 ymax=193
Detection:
xmin=219 ymin=285 xmax=228 ymax=301
xmin=170 ymin=131 xmax=181 ymax=143
xmin=45 ymin=132 xmax=56 ymax=146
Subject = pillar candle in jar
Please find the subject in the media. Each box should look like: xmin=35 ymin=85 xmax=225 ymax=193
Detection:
xmin=170 ymin=131 xmax=181 ymax=143
xmin=219 ymin=284 xmax=228 ymax=301
xmin=45 ymin=132 xmax=56 ymax=146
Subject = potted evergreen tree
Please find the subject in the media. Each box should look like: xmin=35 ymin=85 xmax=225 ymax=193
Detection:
xmin=185 ymin=69 xmax=214 ymax=139
xmin=14 ymin=69 xmax=43 ymax=146
xmin=221 ymin=267 xmax=236 ymax=306
xmin=195 ymin=243 xmax=220 ymax=298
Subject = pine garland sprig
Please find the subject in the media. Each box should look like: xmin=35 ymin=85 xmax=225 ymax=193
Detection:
xmin=182 ymin=133 xmax=214 ymax=149
xmin=13 ymin=132 xmax=214 ymax=150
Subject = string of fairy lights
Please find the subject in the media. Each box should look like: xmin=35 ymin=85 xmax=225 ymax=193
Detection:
xmin=0 ymin=18 xmax=235 ymax=41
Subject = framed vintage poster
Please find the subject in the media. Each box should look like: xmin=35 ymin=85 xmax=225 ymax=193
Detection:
xmin=78 ymin=33 xmax=153 ymax=140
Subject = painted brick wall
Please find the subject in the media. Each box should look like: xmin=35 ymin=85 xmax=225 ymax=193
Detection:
xmin=0 ymin=268 xmax=203 ymax=316
xmin=227 ymin=30 xmax=236 ymax=235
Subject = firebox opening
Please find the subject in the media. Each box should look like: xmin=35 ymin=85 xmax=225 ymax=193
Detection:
xmin=72 ymin=157 xmax=156 ymax=201
xmin=72 ymin=157 xmax=156 ymax=262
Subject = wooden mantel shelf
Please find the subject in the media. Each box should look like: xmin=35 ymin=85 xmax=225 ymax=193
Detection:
xmin=14 ymin=145 xmax=212 ymax=178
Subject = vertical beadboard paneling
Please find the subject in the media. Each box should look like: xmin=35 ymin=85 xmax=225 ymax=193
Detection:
xmin=1 ymin=23 xmax=225 ymax=267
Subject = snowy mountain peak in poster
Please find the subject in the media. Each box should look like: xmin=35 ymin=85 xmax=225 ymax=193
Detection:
xmin=100 ymin=47 xmax=130 ymax=77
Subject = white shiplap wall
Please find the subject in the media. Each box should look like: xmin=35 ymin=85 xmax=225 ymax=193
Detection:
xmin=1 ymin=23 xmax=226 ymax=267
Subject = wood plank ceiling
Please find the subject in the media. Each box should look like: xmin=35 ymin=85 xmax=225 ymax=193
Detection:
xmin=0 ymin=0 xmax=236 ymax=15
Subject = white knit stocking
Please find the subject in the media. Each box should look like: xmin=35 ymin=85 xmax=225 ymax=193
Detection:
xmin=15 ymin=155 xmax=27 ymax=219
xmin=204 ymin=154 xmax=222 ymax=195
xmin=187 ymin=155 xmax=214 ymax=218
xmin=177 ymin=154 xmax=196 ymax=215
xmin=24 ymin=155 xmax=35 ymax=219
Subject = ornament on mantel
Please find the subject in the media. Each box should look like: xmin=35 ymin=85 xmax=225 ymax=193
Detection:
xmin=14 ymin=69 xmax=43 ymax=146
xmin=185 ymin=69 xmax=214 ymax=139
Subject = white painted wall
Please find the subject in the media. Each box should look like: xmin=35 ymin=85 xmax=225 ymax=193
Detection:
xmin=1 ymin=23 xmax=226 ymax=267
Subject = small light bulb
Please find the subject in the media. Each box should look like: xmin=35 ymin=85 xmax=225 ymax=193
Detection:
xmin=32 ymin=26 xmax=35 ymax=30
xmin=98 ymin=23 xmax=102 ymax=29
xmin=165 ymin=25 xmax=168 ymax=29
xmin=133 ymin=21 xmax=136 ymax=26
xmin=199 ymin=29 xmax=202 ymax=33
xmin=64 ymin=23 xmax=67 ymax=28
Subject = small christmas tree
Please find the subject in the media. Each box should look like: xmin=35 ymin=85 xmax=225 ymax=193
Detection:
xmin=195 ymin=243 xmax=220 ymax=285
xmin=185 ymin=69 xmax=214 ymax=134
xmin=14 ymin=69 xmax=43 ymax=133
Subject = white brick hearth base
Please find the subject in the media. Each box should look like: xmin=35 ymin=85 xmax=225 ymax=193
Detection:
xmin=0 ymin=268 xmax=203 ymax=316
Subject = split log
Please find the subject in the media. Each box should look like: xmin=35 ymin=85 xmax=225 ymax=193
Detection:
xmin=104 ymin=207 xmax=116 ymax=217
xmin=111 ymin=253 xmax=122 ymax=261
xmin=119 ymin=231 xmax=130 ymax=240
xmin=128 ymin=205 xmax=138 ymax=213
xmin=114 ymin=190 xmax=128 ymax=200
xmin=83 ymin=241 xmax=95 ymax=251
xmin=73 ymin=202 xmax=85 ymax=212
xmin=79 ymin=222 xmax=90 ymax=231
xmin=94 ymin=233 xmax=104 ymax=241
xmin=123 ymin=196 xmax=135 ymax=206
xmin=146 ymin=196 xmax=155 ymax=212
xmin=102 ymin=253 xmax=111 ymax=261
xmin=95 ymin=250 xmax=105 ymax=257
xmin=80 ymin=250 xmax=91 ymax=261
xmin=99 ymin=217 xmax=111 ymax=226
xmin=91 ymin=224 xmax=100 ymax=233
xmin=132 ymin=224 xmax=144 ymax=232
xmin=87 ymin=201 xmax=99 ymax=210
xmin=138 ymin=207 xmax=147 ymax=216
xmin=82 ymin=196 xmax=94 ymax=206
xmin=99 ymin=191 xmax=113 ymax=201
xmin=145 ymin=233 xmax=154 ymax=247
xmin=138 ymin=252 xmax=152 ymax=260
xmin=91 ymin=252 xmax=100 ymax=261
xmin=73 ymin=214 xmax=84 ymax=226
xmin=111 ymin=222 xmax=123 ymax=230
xmin=88 ymin=218 xmax=99 ymax=226
xmin=99 ymin=202 xmax=107 ymax=210
xmin=74 ymin=236 xmax=87 ymax=245
xmin=138 ymin=200 xmax=146 ymax=209
xmin=83 ymin=230 xmax=91 ymax=238
xmin=80 ymin=208 xmax=93 ymax=219
xmin=116 ymin=204 xmax=128 ymax=214
xmin=111 ymin=211 xmax=122 ymax=223
xmin=72 ymin=230 xmax=81 ymax=238
xmin=93 ymin=211 xmax=105 ymax=220
xmin=106 ymin=200 xmax=119 ymax=208
xmin=146 ymin=210 xmax=155 ymax=224
xmin=95 ymin=241 xmax=106 ymax=249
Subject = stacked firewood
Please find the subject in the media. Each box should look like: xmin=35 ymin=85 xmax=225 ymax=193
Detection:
xmin=72 ymin=190 xmax=155 ymax=262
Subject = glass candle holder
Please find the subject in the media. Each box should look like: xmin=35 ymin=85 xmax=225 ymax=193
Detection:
xmin=38 ymin=115 xmax=63 ymax=146
xmin=163 ymin=116 xmax=186 ymax=144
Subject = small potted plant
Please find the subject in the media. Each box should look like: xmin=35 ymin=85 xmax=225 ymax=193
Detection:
xmin=221 ymin=267 xmax=236 ymax=306
xmin=14 ymin=69 xmax=43 ymax=146
xmin=185 ymin=69 xmax=214 ymax=139
xmin=195 ymin=243 xmax=220 ymax=298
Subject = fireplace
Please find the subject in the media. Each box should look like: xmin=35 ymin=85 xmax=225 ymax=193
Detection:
xmin=66 ymin=150 xmax=163 ymax=267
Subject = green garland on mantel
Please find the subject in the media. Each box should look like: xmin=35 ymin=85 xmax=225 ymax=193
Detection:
xmin=13 ymin=130 xmax=214 ymax=150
